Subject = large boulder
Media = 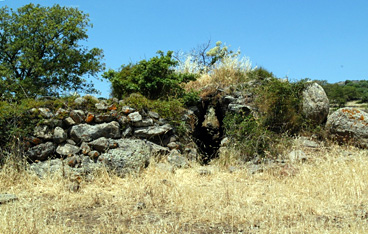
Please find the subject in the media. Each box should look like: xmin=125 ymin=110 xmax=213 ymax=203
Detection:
xmin=70 ymin=121 xmax=121 ymax=143
xmin=98 ymin=138 xmax=169 ymax=176
xmin=326 ymin=108 xmax=368 ymax=148
xmin=26 ymin=142 xmax=56 ymax=161
xmin=302 ymin=82 xmax=329 ymax=124
xmin=30 ymin=157 xmax=101 ymax=178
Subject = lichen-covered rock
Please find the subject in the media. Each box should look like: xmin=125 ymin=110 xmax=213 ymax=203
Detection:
xmin=56 ymin=143 xmax=80 ymax=156
xmin=202 ymin=107 xmax=220 ymax=129
xmin=34 ymin=125 xmax=53 ymax=140
xmin=117 ymin=115 xmax=129 ymax=127
xmin=80 ymin=142 xmax=91 ymax=155
xmin=302 ymin=82 xmax=329 ymax=124
xmin=26 ymin=142 xmax=55 ymax=161
xmin=148 ymin=111 xmax=160 ymax=119
xmin=94 ymin=113 xmax=114 ymax=123
xmin=53 ymin=126 xmax=67 ymax=144
xmin=326 ymin=108 xmax=368 ymax=148
xmin=128 ymin=112 xmax=142 ymax=122
xmin=98 ymin=139 xmax=167 ymax=176
xmin=133 ymin=118 xmax=154 ymax=127
xmin=38 ymin=108 xmax=54 ymax=118
xmin=121 ymin=106 xmax=135 ymax=115
xmin=85 ymin=112 xmax=95 ymax=123
xmin=30 ymin=157 xmax=101 ymax=178
xmin=134 ymin=124 xmax=173 ymax=138
xmin=74 ymin=97 xmax=87 ymax=106
xmin=0 ymin=194 xmax=18 ymax=204
xmin=95 ymin=101 xmax=108 ymax=110
xmin=55 ymin=108 xmax=69 ymax=118
xmin=70 ymin=121 xmax=121 ymax=143
xmin=88 ymin=137 xmax=109 ymax=152
xmin=70 ymin=110 xmax=85 ymax=124
xmin=64 ymin=117 xmax=76 ymax=126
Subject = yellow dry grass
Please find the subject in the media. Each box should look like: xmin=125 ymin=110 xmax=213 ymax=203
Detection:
xmin=1 ymin=143 xmax=368 ymax=233
xmin=183 ymin=55 xmax=253 ymax=93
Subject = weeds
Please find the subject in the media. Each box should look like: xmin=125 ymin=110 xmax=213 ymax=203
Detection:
xmin=1 ymin=143 xmax=368 ymax=233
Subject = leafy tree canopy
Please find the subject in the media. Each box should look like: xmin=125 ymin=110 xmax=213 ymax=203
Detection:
xmin=103 ymin=51 xmax=197 ymax=100
xmin=0 ymin=4 xmax=104 ymax=100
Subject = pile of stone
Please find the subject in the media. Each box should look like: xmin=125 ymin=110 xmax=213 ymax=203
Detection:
xmin=25 ymin=95 xmax=195 ymax=177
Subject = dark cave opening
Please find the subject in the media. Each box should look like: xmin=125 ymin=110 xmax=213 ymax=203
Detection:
xmin=192 ymin=101 xmax=225 ymax=164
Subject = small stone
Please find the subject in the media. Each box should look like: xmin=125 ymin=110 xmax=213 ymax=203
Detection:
xmin=66 ymin=139 xmax=77 ymax=145
xmin=122 ymin=106 xmax=135 ymax=115
xmin=133 ymin=118 xmax=154 ymax=127
xmin=220 ymin=137 xmax=230 ymax=147
xmin=85 ymin=113 xmax=95 ymax=123
xmin=198 ymin=168 xmax=211 ymax=176
xmin=95 ymin=113 xmax=114 ymax=123
xmin=55 ymin=108 xmax=69 ymax=118
xmin=70 ymin=110 xmax=85 ymax=124
xmin=128 ymin=112 xmax=142 ymax=122
xmin=88 ymin=137 xmax=109 ymax=152
xmin=34 ymin=125 xmax=53 ymax=140
xmin=66 ymin=155 xmax=81 ymax=168
xmin=136 ymin=202 xmax=146 ymax=210
xmin=95 ymin=102 xmax=108 ymax=110
xmin=26 ymin=142 xmax=55 ymax=161
xmin=122 ymin=126 xmax=133 ymax=137
xmin=117 ymin=115 xmax=129 ymax=126
xmin=167 ymin=142 xmax=179 ymax=150
xmin=64 ymin=117 xmax=76 ymax=126
xmin=80 ymin=142 xmax=91 ymax=155
xmin=0 ymin=194 xmax=18 ymax=204
xmin=74 ymin=97 xmax=87 ymax=106
xmin=56 ymin=144 xmax=80 ymax=156
xmin=134 ymin=124 xmax=173 ymax=138
xmin=38 ymin=108 xmax=54 ymax=118
xmin=88 ymin=150 xmax=100 ymax=160
xmin=108 ymin=104 xmax=117 ymax=111
xmin=53 ymin=126 xmax=67 ymax=144
xmin=28 ymin=136 xmax=42 ymax=145
xmin=148 ymin=111 xmax=160 ymax=119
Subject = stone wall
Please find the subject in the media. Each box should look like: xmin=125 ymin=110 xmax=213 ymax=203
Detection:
xmin=23 ymin=95 xmax=197 ymax=177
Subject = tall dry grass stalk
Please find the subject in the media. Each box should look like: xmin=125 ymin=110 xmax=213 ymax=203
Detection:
xmin=1 ymin=143 xmax=368 ymax=233
xmin=183 ymin=54 xmax=254 ymax=93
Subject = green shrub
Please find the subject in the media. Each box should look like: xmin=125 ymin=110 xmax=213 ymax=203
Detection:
xmin=247 ymin=67 xmax=274 ymax=81
xmin=255 ymin=78 xmax=308 ymax=134
xmin=104 ymin=51 xmax=197 ymax=100
xmin=0 ymin=96 xmax=78 ymax=148
xmin=223 ymin=112 xmax=285 ymax=161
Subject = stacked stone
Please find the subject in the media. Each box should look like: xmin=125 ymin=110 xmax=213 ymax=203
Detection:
xmin=25 ymin=96 xmax=181 ymax=163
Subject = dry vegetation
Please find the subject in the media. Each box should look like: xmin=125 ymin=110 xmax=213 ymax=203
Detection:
xmin=1 ymin=142 xmax=368 ymax=233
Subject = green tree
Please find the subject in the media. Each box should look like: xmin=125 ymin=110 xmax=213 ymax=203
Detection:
xmin=0 ymin=4 xmax=104 ymax=100
xmin=104 ymin=51 xmax=197 ymax=100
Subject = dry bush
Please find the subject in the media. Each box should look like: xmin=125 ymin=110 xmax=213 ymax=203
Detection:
xmin=1 ymin=143 xmax=368 ymax=233
xmin=183 ymin=54 xmax=254 ymax=93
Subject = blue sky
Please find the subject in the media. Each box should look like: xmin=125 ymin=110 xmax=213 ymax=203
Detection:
xmin=2 ymin=0 xmax=368 ymax=97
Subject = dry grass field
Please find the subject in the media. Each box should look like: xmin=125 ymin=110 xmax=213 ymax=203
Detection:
xmin=1 ymin=143 xmax=368 ymax=233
